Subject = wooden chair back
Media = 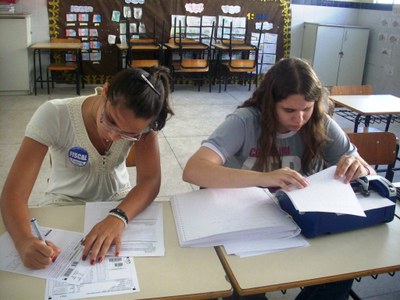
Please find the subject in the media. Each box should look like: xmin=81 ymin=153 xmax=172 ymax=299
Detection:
xmin=347 ymin=131 xmax=397 ymax=180
xmin=330 ymin=85 xmax=373 ymax=95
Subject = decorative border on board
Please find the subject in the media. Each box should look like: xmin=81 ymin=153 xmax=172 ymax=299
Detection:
xmin=48 ymin=0 xmax=60 ymax=37
xmin=280 ymin=0 xmax=291 ymax=58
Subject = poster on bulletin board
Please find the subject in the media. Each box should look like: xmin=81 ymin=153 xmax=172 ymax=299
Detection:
xmin=47 ymin=0 xmax=291 ymax=84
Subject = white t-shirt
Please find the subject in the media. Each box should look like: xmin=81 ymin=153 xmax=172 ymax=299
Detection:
xmin=25 ymin=93 xmax=133 ymax=205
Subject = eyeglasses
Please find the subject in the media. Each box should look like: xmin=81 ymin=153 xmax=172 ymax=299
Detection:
xmin=99 ymin=103 xmax=143 ymax=142
xmin=140 ymin=73 xmax=161 ymax=97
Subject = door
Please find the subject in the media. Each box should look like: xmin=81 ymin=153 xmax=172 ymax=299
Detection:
xmin=337 ymin=28 xmax=369 ymax=86
xmin=312 ymin=26 xmax=344 ymax=87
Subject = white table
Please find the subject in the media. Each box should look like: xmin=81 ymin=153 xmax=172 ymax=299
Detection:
xmin=217 ymin=216 xmax=400 ymax=297
xmin=330 ymin=94 xmax=400 ymax=132
xmin=0 ymin=202 xmax=232 ymax=299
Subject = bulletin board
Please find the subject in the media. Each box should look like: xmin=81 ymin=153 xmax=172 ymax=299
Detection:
xmin=47 ymin=0 xmax=291 ymax=84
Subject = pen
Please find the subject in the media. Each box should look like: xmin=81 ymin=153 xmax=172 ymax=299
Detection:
xmin=30 ymin=218 xmax=49 ymax=246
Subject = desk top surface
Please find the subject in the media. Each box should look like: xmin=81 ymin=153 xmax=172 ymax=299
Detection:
xmin=164 ymin=42 xmax=209 ymax=50
xmin=30 ymin=42 xmax=82 ymax=50
xmin=116 ymin=43 xmax=163 ymax=50
xmin=217 ymin=216 xmax=400 ymax=296
xmin=213 ymin=43 xmax=257 ymax=50
xmin=0 ymin=202 xmax=232 ymax=300
xmin=330 ymin=94 xmax=400 ymax=114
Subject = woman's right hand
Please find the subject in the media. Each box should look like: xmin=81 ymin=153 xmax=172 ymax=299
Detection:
xmin=16 ymin=237 xmax=61 ymax=269
xmin=261 ymin=167 xmax=309 ymax=191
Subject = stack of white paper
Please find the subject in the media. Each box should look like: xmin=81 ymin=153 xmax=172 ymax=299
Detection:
xmin=171 ymin=187 xmax=308 ymax=257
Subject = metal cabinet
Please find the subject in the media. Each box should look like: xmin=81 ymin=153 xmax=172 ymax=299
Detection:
xmin=301 ymin=22 xmax=369 ymax=87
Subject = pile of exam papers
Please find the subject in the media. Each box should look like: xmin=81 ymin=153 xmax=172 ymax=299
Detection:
xmin=171 ymin=187 xmax=309 ymax=257
xmin=0 ymin=202 xmax=164 ymax=299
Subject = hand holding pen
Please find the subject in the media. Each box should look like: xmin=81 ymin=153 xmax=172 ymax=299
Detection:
xmin=30 ymin=218 xmax=49 ymax=245
xmin=16 ymin=218 xmax=61 ymax=269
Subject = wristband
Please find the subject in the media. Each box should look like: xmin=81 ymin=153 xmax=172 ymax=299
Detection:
xmin=109 ymin=208 xmax=129 ymax=225
xmin=108 ymin=212 xmax=128 ymax=228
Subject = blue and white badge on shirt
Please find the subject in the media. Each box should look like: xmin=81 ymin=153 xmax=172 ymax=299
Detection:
xmin=68 ymin=146 xmax=89 ymax=167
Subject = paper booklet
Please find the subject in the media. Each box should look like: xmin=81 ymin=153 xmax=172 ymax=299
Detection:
xmin=170 ymin=187 xmax=306 ymax=256
xmin=275 ymin=166 xmax=366 ymax=217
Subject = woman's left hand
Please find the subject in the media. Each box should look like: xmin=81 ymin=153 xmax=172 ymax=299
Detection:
xmin=81 ymin=215 xmax=125 ymax=265
xmin=335 ymin=155 xmax=369 ymax=183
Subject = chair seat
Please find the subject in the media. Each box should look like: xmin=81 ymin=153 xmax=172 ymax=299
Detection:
xmin=131 ymin=60 xmax=159 ymax=68
xmin=173 ymin=60 xmax=209 ymax=72
xmin=48 ymin=63 xmax=78 ymax=71
xmin=229 ymin=59 xmax=256 ymax=69
xmin=181 ymin=59 xmax=208 ymax=69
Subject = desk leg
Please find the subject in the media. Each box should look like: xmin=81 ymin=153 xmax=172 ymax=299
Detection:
xmin=354 ymin=114 xmax=361 ymax=133
xmin=385 ymin=115 xmax=392 ymax=132
xmin=39 ymin=50 xmax=43 ymax=89
xmin=217 ymin=49 xmax=223 ymax=93
xmin=33 ymin=49 xmax=37 ymax=96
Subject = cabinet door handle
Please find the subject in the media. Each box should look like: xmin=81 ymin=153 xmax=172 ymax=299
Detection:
xmin=339 ymin=51 xmax=344 ymax=58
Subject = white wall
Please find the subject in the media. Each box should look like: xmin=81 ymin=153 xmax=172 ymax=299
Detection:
xmin=12 ymin=1 xmax=400 ymax=96
xmin=357 ymin=9 xmax=400 ymax=96
xmin=290 ymin=4 xmax=400 ymax=96
xmin=15 ymin=0 xmax=49 ymax=43
xmin=290 ymin=5 xmax=360 ymax=57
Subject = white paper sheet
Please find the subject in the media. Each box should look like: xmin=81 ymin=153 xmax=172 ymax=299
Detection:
xmin=171 ymin=187 xmax=301 ymax=248
xmin=276 ymin=166 xmax=366 ymax=217
xmin=357 ymin=190 xmax=395 ymax=211
xmin=0 ymin=228 xmax=90 ymax=284
xmin=45 ymin=256 xmax=139 ymax=300
xmin=224 ymin=235 xmax=309 ymax=257
xmin=84 ymin=202 xmax=164 ymax=257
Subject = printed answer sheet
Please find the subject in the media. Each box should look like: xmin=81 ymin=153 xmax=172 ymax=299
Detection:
xmin=84 ymin=201 xmax=164 ymax=256
xmin=0 ymin=228 xmax=91 ymax=284
xmin=45 ymin=256 xmax=139 ymax=299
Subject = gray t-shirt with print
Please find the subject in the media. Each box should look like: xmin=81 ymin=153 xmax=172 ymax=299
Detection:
xmin=202 ymin=107 xmax=356 ymax=174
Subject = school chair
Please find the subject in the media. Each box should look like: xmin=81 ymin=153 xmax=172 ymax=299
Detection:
xmin=347 ymin=131 xmax=398 ymax=181
xmin=46 ymin=38 xmax=84 ymax=95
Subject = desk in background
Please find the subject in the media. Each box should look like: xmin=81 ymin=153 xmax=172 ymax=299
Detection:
xmin=30 ymin=42 xmax=83 ymax=96
xmin=216 ymin=218 xmax=400 ymax=297
xmin=163 ymin=41 xmax=210 ymax=64
xmin=115 ymin=42 xmax=165 ymax=70
xmin=0 ymin=202 xmax=232 ymax=299
xmin=330 ymin=94 xmax=400 ymax=133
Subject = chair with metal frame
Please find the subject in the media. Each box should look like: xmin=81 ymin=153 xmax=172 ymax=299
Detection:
xmin=347 ymin=131 xmax=398 ymax=181
xmin=46 ymin=38 xmax=84 ymax=95
xmin=218 ymin=21 xmax=263 ymax=92
xmin=125 ymin=19 xmax=164 ymax=69
xmin=171 ymin=21 xmax=215 ymax=92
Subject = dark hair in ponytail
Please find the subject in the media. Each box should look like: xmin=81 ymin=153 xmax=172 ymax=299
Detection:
xmin=106 ymin=66 xmax=174 ymax=131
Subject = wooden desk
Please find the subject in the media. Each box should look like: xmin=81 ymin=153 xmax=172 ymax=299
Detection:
xmin=330 ymin=94 xmax=400 ymax=132
xmin=0 ymin=202 xmax=232 ymax=299
xmin=216 ymin=218 xmax=400 ymax=297
xmin=30 ymin=42 xmax=83 ymax=95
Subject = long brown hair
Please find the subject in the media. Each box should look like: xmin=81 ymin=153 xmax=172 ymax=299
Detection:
xmin=240 ymin=58 xmax=329 ymax=175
